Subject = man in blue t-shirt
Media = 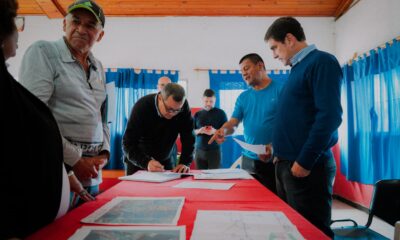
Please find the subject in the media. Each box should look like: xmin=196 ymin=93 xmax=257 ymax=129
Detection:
xmin=194 ymin=89 xmax=227 ymax=169
xmin=265 ymin=17 xmax=342 ymax=238
xmin=209 ymin=53 xmax=283 ymax=193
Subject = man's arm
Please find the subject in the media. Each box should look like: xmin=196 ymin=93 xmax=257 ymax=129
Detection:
xmin=294 ymin=55 xmax=343 ymax=176
xmin=19 ymin=41 xmax=55 ymax=105
xmin=122 ymin=102 xmax=152 ymax=169
xmin=208 ymin=118 xmax=240 ymax=144
xmin=176 ymin=101 xmax=195 ymax=167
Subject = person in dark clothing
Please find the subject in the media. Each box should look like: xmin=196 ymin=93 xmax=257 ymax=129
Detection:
xmin=265 ymin=17 xmax=342 ymax=238
xmin=194 ymin=89 xmax=227 ymax=169
xmin=0 ymin=0 xmax=68 ymax=238
xmin=123 ymin=83 xmax=195 ymax=175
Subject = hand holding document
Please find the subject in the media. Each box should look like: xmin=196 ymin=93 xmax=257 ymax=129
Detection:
xmin=233 ymin=138 xmax=266 ymax=155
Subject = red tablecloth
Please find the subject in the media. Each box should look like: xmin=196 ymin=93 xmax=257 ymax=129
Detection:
xmin=27 ymin=176 xmax=329 ymax=239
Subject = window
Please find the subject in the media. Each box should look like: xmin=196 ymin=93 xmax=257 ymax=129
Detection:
xmin=220 ymin=89 xmax=244 ymax=135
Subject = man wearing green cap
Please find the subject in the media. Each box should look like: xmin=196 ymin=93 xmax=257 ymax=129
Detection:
xmin=19 ymin=0 xmax=109 ymax=206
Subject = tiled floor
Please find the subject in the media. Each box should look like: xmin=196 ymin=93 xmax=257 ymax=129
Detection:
xmin=331 ymin=199 xmax=395 ymax=239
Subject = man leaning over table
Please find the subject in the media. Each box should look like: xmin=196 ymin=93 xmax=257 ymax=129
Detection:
xmin=123 ymin=83 xmax=195 ymax=175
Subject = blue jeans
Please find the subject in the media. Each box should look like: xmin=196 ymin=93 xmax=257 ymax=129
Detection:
xmin=275 ymin=157 xmax=336 ymax=238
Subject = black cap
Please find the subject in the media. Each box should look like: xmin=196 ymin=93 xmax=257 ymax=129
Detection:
xmin=67 ymin=0 xmax=105 ymax=27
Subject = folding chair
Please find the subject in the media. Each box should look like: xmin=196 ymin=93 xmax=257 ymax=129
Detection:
xmin=331 ymin=179 xmax=400 ymax=239
xmin=230 ymin=156 xmax=242 ymax=169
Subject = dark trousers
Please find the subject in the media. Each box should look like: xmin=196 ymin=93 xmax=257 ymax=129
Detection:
xmin=242 ymin=155 xmax=277 ymax=194
xmin=275 ymin=157 xmax=336 ymax=238
xmin=195 ymin=148 xmax=221 ymax=170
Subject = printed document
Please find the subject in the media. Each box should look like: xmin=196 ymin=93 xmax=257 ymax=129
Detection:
xmin=81 ymin=197 xmax=184 ymax=225
xmin=233 ymin=138 xmax=266 ymax=155
xmin=190 ymin=210 xmax=304 ymax=240
xmin=68 ymin=226 xmax=185 ymax=240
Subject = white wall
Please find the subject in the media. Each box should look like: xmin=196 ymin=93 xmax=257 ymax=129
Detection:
xmin=335 ymin=0 xmax=400 ymax=65
xmin=8 ymin=16 xmax=334 ymax=107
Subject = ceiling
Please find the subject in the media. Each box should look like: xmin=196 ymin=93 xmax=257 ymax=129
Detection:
xmin=18 ymin=0 xmax=354 ymax=19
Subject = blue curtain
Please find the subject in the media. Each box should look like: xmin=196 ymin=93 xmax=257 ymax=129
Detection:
xmin=209 ymin=69 xmax=290 ymax=168
xmin=340 ymin=38 xmax=400 ymax=184
xmin=105 ymin=68 xmax=179 ymax=169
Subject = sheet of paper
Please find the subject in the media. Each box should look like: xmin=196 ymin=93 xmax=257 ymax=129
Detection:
xmin=119 ymin=170 xmax=182 ymax=182
xmin=68 ymin=226 xmax=185 ymax=240
xmin=233 ymin=138 xmax=266 ymax=155
xmin=173 ymin=181 xmax=235 ymax=190
xmin=81 ymin=197 xmax=184 ymax=225
xmin=201 ymin=168 xmax=243 ymax=174
xmin=194 ymin=170 xmax=253 ymax=180
xmin=190 ymin=210 xmax=304 ymax=240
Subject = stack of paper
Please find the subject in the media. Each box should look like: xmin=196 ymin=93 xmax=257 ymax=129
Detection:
xmin=173 ymin=181 xmax=235 ymax=190
xmin=119 ymin=170 xmax=182 ymax=182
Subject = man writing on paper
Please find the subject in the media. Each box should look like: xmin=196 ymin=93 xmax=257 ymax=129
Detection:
xmin=123 ymin=83 xmax=195 ymax=175
xmin=209 ymin=53 xmax=283 ymax=193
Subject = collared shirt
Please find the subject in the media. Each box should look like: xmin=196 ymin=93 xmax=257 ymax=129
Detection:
xmin=19 ymin=38 xmax=110 ymax=183
xmin=290 ymin=44 xmax=316 ymax=66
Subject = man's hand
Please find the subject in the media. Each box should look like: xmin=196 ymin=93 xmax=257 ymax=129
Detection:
xmin=203 ymin=126 xmax=216 ymax=136
xmin=91 ymin=154 xmax=108 ymax=171
xmin=147 ymin=159 xmax=165 ymax=172
xmin=291 ymin=161 xmax=311 ymax=177
xmin=208 ymin=128 xmax=226 ymax=144
xmin=172 ymin=164 xmax=190 ymax=173
xmin=258 ymin=144 xmax=273 ymax=163
xmin=68 ymin=172 xmax=95 ymax=202
xmin=73 ymin=157 xmax=99 ymax=180
xmin=195 ymin=127 xmax=205 ymax=135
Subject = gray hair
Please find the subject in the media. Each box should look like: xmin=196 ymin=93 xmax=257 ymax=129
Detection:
xmin=161 ymin=83 xmax=186 ymax=102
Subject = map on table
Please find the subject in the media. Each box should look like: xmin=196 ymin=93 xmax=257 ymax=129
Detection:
xmin=68 ymin=226 xmax=185 ymax=240
xmin=81 ymin=197 xmax=184 ymax=225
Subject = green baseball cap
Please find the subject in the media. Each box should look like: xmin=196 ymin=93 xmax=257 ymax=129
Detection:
xmin=67 ymin=0 xmax=105 ymax=27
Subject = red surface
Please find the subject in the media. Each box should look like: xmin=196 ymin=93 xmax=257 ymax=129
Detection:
xmin=332 ymin=144 xmax=374 ymax=208
xmin=99 ymin=178 xmax=121 ymax=193
xmin=27 ymin=174 xmax=329 ymax=240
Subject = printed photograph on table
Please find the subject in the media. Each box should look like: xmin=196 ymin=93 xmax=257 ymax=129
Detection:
xmin=81 ymin=197 xmax=185 ymax=225
xmin=68 ymin=226 xmax=185 ymax=240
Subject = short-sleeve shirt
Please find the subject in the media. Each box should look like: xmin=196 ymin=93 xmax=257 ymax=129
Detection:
xmin=232 ymin=80 xmax=283 ymax=159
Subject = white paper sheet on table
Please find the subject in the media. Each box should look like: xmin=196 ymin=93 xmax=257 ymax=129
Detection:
xmin=233 ymin=138 xmax=266 ymax=155
xmin=201 ymin=168 xmax=243 ymax=174
xmin=194 ymin=169 xmax=252 ymax=180
xmin=68 ymin=226 xmax=186 ymax=240
xmin=173 ymin=181 xmax=235 ymax=190
xmin=118 ymin=170 xmax=183 ymax=182
xmin=190 ymin=210 xmax=304 ymax=240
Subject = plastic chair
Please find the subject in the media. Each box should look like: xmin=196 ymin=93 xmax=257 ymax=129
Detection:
xmin=331 ymin=179 xmax=400 ymax=240
xmin=230 ymin=156 xmax=242 ymax=169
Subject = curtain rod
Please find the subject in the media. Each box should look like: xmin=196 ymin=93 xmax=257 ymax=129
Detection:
xmin=348 ymin=35 xmax=400 ymax=66
xmin=194 ymin=68 xmax=289 ymax=73
xmin=104 ymin=67 xmax=179 ymax=72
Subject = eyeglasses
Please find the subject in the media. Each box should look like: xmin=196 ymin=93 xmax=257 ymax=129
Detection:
xmin=160 ymin=95 xmax=182 ymax=114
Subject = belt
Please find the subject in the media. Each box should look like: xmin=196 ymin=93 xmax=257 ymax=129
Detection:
xmin=273 ymin=156 xmax=292 ymax=164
